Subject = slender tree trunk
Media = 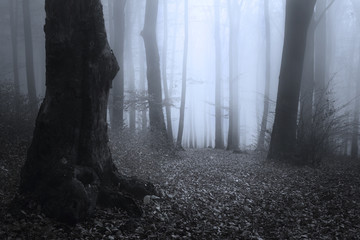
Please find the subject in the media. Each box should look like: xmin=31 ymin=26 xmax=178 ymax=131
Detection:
xmin=22 ymin=0 xmax=37 ymax=113
xmin=298 ymin=19 xmax=315 ymax=146
xmin=227 ymin=0 xmax=240 ymax=151
xmin=176 ymin=0 xmax=189 ymax=148
xmin=189 ymin=107 xmax=193 ymax=148
xmin=18 ymin=0 xmax=155 ymax=224
xmin=268 ymin=0 xmax=316 ymax=161
xmin=257 ymin=0 xmax=271 ymax=150
xmin=9 ymin=0 xmax=20 ymax=112
xmin=125 ymin=1 xmax=136 ymax=131
xmin=138 ymin=3 xmax=148 ymax=131
xmin=169 ymin=1 xmax=179 ymax=98
xmin=351 ymin=69 xmax=360 ymax=159
xmin=314 ymin=0 xmax=327 ymax=113
xmin=141 ymin=0 xmax=169 ymax=147
xmin=214 ymin=0 xmax=224 ymax=149
xmin=162 ymin=0 xmax=174 ymax=142
xmin=111 ymin=0 xmax=126 ymax=132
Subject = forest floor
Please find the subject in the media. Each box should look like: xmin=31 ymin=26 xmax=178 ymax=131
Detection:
xmin=1 ymin=133 xmax=360 ymax=239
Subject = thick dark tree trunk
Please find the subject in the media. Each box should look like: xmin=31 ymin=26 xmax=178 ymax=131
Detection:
xmin=111 ymin=0 xmax=126 ymax=132
xmin=214 ymin=0 xmax=224 ymax=149
xmin=9 ymin=0 xmax=20 ymax=112
xmin=298 ymin=19 xmax=315 ymax=148
xmin=162 ymin=0 xmax=174 ymax=142
xmin=176 ymin=0 xmax=189 ymax=149
xmin=257 ymin=0 xmax=271 ymax=150
xmin=18 ymin=0 xmax=155 ymax=224
xmin=22 ymin=0 xmax=37 ymax=114
xmin=268 ymin=0 xmax=316 ymax=161
xmin=141 ymin=0 xmax=169 ymax=148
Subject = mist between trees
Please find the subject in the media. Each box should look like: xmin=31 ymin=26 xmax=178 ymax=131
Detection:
xmin=0 ymin=0 xmax=359 ymax=162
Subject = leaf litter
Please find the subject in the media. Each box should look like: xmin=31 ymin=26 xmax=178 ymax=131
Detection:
xmin=1 ymin=138 xmax=360 ymax=239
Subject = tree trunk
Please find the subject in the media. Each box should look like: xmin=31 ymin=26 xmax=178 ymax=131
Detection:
xmin=111 ymin=0 xmax=126 ymax=132
xmin=214 ymin=0 xmax=224 ymax=149
xmin=227 ymin=0 xmax=240 ymax=151
xmin=351 ymin=69 xmax=360 ymax=159
xmin=22 ymin=0 xmax=37 ymax=114
xmin=138 ymin=4 xmax=148 ymax=131
xmin=141 ymin=0 xmax=169 ymax=147
xmin=298 ymin=19 xmax=315 ymax=152
xmin=18 ymin=0 xmax=155 ymax=224
xmin=176 ymin=0 xmax=189 ymax=149
xmin=162 ymin=0 xmax=174 ymax=142
xmin=314 ymin=0 xmax=327 ymax=114
xmin=268 ymin=0 xmax=316 ymax=161
xmin=9 ymin=0 xmax=20 ymax=112
xmin=125 ymin=0 xmax=136 ymax=132
xmin=257 ymin=0 xmax=271 ymax=150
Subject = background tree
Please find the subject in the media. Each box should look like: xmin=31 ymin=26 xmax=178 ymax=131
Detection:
xmin=176 ymin=0 xmax=189 ymax=149
xmin=214 ymin=0 xmax=224 ymax=149
xmin=227 ymin=0 xmax=240 ymax=151
xmin=141 ymin=0 xmax=169 ymax=147
xmin=22 ymin=0 xmax=37 ymax=114
xmin=162 ymin=0 xmax=174 ymax=142
xmin=111 ymin=0 xmax=126 ymax=132
xmin=9 ymin=0 xmax=20 ymax=112
xmin=257 ymin=0 xmax=271 ymax=150
xmin=18 ymin=0 xmax=154 ymax=224
xmin=268 ymin=0 xmax=316 ymax=160
xmin=125 ymin=0 xmax=136 ymax=131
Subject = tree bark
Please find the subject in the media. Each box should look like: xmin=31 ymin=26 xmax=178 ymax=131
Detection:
xmin=9 ymin=0 xmax=20 ymax=112
xmin=176 ymin=0 xmax=189 ymax=149
xmin=111 ymin=0 xmax=126 ymax=132
xmin=314 ymin=0 xmax=327 ymax=115
xmin=227 ymin=0 xmax=240 ymax=151
xmin=268 ymin=0 xmax=316 ymax=161
xmin=22 ymin=0 xmax=37 ymax=114
xmin=18 ymin=0 xmax=155 ymax=224
xmin=141 ymin=0 xmax=169 ymax=148
xmin=351 ymin=68 xmax=360 ymax=159
xmin=162 ymin=0 xmax=174 ymax=142
xmin=125 ymin=0 xmax=136 ymax=132
xmin=257 ymin=0 xmax=271 ymax=150
xmin=298 ymin=18 xmax=315 ymax=150
xmin=214 ymin=0 xmax=224 ymax=149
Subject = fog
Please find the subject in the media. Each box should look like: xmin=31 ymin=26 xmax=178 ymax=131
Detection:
xmin=0 ymin=0 xmax=359 ymax=152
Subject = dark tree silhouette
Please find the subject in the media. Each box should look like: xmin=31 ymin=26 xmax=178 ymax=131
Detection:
xmin=18 ymin=0 xmax=155 ymax=224
xmin=125 ymin=0 xmax=136 ymax=131
xmin=9 ymin=0 xmax=20 ymax=112
xmin=22 ymin=0 xmax=37 ymax=113
xmin=111 ymin=0 xmax=126 ymax=132
xmin=141 ymin=0 xmax=169 ymax=147
xmin=176 ymin=0 xmax=189 ymax=149
xmin=214 ymin=0 xmax=224 ymax=149
xmin=268 ymin=0 xmax=316 ymax=160
xmin=162 ymin=0 xmax=174 ymax=142
xmin=227 ymin=0 xmax=240 ymax=151
xmin=257 ymin=0 xmax=271 ymax=150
